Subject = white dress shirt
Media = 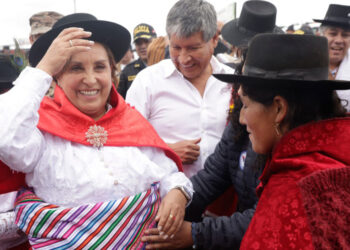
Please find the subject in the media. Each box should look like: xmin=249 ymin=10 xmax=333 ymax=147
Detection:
xmin=0 ymin=67 xmax=192 ymax=212
xmin=126 ymin=57 xmax=234 ymax=177
xmin=336 ymin=48 xmax=350 ymax=111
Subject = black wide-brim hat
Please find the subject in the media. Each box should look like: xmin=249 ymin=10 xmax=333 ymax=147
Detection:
xmin=29 ymin=13 xmax=131 ymax=66
xmin=0 ymin=56 xmax=18 ymax=91
xmin=313 ymin=4 xmax=350 ymax=29
xmin=214 ymin=34 xmax=350 ymax=90
xmin=221 ymin=0 xmax=282 ymax=48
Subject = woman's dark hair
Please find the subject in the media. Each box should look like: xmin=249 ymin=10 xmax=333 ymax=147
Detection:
xmin=229 ymin=47 xmax=266 ymax=172
xmin=241 ymin=84 xmax=347 ymax=131
xmin=229 ymin=48 xmax=247 ymax=145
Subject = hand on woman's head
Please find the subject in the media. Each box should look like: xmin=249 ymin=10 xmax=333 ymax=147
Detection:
xmin=36 ymin=27 xmax=94 ymax=77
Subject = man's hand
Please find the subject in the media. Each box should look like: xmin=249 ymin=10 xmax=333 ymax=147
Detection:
xmin=167 ymin=138 xmax=201 ymax=164
xmin=141 ymin=221 xmax=193 ymax=249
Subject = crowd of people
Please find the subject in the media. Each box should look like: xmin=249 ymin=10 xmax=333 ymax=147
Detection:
xmin=0 ymin=0 xmax=349 ymax=249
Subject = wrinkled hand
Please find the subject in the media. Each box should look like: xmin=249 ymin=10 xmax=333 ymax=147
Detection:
xmin=168 ymin=138 xmax=201 ymax=164
xmin=152 ymin=188 xmax=187 ymax=242
xmin=36 ymin=27 xmax=94 ymax=77
xmin=142 ymin=221 xmax=193 ymax=249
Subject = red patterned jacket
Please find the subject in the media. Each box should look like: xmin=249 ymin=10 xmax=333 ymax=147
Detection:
xmin=240 ymin=118 xmax=350 ymax=249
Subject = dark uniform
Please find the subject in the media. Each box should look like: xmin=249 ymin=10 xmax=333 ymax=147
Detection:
xmin=117 ymin=23 xmax=156 ymax=99
xmin=117 ymin=58 xmax=146 ymax=98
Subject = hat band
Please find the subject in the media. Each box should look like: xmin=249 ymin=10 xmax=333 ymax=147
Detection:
xmin=243 ymin=65 xmax=329 ymax=81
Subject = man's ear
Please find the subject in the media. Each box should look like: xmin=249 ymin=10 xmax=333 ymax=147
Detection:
xmin=273 ymin=95 xmax=288 ymax=124
xmin=212 ymin=33 xmax=220 ymax=48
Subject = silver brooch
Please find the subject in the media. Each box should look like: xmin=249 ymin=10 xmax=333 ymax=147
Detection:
xmin=85 ymin=125 xmax=108 ymax=148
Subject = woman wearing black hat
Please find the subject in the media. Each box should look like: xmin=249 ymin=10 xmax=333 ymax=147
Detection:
xmin=0 ymin=13 xmax=192 ymax=249
xmin=215 ymin=34 xmax=350 ymax=249
xmin=314 ymin=4 xmax=350 ymax=112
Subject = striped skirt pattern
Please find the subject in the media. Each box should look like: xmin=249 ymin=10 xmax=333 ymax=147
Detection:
xmin=14 ymin=183 xmax=160 ymax=249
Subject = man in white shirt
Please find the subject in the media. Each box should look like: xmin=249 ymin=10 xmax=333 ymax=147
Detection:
xmin=126 ymin=0 xmax=233 ymax=178
xmin=314 ymin=4 xmax=350 ymax=110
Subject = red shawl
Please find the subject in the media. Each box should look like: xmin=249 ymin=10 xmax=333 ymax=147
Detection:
xmin=37 ymin=85 xmax=183 ymax=171
xmin=240 ymin=118 xmax=350 ymax=249
xmin=0 ymin=86 xmax=183 ymax=196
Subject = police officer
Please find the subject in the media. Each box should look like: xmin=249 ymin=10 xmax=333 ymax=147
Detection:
xmin=117 ymin=23 xmax=157 ymax=98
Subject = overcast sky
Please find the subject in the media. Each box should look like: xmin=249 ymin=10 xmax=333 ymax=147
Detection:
xmin=1 ymin=0 xmax=349 ymax=47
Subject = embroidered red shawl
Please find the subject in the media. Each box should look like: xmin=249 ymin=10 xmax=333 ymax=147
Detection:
xmin=0 ymin=86 xmax=182 ymax=198
xmin=240 ymin=118 xmax=350 ymax=249
xmin=37 ymin=85 xmax=183 ymax=171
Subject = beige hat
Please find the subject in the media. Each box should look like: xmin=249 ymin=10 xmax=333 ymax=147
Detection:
xmin=29 ymin=11 xmax=63 ymax=35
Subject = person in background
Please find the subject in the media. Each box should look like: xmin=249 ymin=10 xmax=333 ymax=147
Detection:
xmin=314 ymin=4 xmax=350 ymax=110
xmin=118 ymin=45 xmax=134 ymax=71
xmin=29 ymin=11 xmax=63 ymax=44
xmin=214 ymin=21 xmax=237 ymax=66
xmin=0 ymin=13 xmax=192 ymax=248
xmin=214 ymin=39 xmax=235 ymax=65
xmin=116 ymin=45 xmax=134 ymax=87
xmin=117 ymin=23 xmax=156 ymax=98
xmin=29 ymin=11 xmax=63 ymax=98
xmin=1 ymin=46 xmax=11 ymax=55
xmin=147 ymin=36 xmax=169 ymax=66
xmin=217 ymin=33 xmax=350 ymax=249
xmin=220 ymin=0 xmax=282 ymax=69
xmin=293 ymin=23 xmax=314 ymax=35
xmin=286 ymin=24 xmax=295 ymax=34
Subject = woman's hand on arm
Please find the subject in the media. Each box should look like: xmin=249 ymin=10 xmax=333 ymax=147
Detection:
xmin=36 ymin=27 xmax=94 ymax=77
xmin=154 ymin=188 xmax=188 ymax=241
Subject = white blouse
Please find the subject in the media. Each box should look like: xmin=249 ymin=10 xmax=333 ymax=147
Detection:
xmin=0 ymin=67 xmax=192 ymax=210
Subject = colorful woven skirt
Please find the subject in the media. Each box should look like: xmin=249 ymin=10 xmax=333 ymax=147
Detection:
xmin=14 ymin=183 xmax=160 ymax=249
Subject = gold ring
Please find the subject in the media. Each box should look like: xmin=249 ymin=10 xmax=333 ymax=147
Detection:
xmin=69 ymin=40 xmax=73 ymax=47
xmin=169 ymin=214 xmax=173 ymax=219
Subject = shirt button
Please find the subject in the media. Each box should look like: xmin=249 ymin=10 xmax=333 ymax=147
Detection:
xmin=114 ymin=180 xmax=119 ymax=185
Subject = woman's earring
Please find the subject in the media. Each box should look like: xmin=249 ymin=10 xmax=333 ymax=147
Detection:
xmin=274 ymin=123 xmax=281 ymax=136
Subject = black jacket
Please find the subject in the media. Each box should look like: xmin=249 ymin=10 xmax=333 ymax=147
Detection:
xmin=185 ymin=122 xmax=261 ymax=250
xmin=117 ymin=58 xmax=146 ymax=99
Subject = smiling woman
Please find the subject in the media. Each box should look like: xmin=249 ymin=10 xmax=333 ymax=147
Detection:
xmin=56 ymin=43 xmax=114 ymax=121
xmin=215 ymin=33 xmax=350 ymax=249
xmin=0 ymin=12 xmax=192 ymax=249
